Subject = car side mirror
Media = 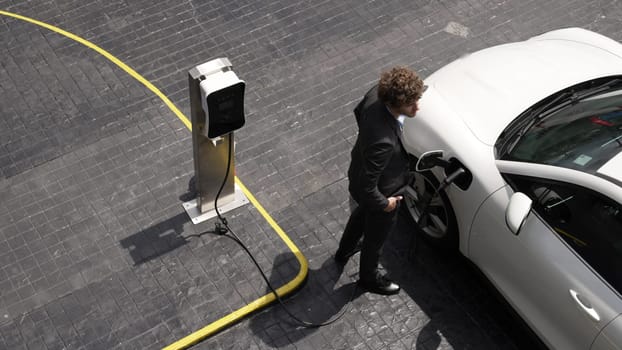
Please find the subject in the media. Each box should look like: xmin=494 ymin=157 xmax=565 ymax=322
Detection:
xmin=415 ymin=150 xmax=447 ymax=171
xmin=505 ymin=192 xmax=533 ymax=235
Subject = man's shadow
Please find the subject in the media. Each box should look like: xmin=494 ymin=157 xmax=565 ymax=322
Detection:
xmin=249 ymin=252 xmax=364 ymax=347
xmin=382 ymin=210 xmax=547 ymax=350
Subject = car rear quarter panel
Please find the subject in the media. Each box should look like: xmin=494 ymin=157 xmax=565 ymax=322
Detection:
xmin=402 ymin=87 xmax=506 ymax=255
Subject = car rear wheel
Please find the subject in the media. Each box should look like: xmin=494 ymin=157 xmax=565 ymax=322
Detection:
xmin=403 ymin=170 xmax=458 ymax=250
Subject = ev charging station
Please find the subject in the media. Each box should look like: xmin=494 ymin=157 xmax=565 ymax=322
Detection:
xmin=182 ymin=58 xmax=249 ymax=224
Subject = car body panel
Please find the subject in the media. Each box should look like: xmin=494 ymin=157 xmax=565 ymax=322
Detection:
xmin=592 ymin=314 xmax=622 ymax=350
xmin=532 ymin=27 xmax=622 ymax=58
xmin=469 ymin=185 xmax=622 ymax=350
xmin=401 ymin=27 xmax=622 ymax=349
xmin=421 ymin=28 xmax=622 ymax=146
xmin=495 ymin=160 xmax=622 ymax=204
xmin=402 ymin=28 xmax=622 ymax=255
xmin=402 ymin=88 xmax=505 ymax=254
xmin=598 ymin=151 xmax=622 ymax=183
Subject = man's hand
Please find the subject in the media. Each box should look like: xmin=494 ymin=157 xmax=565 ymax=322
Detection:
xmin=384 ymin=196 xmax=403 ymax=212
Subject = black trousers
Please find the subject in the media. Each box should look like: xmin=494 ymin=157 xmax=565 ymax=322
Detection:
xmin=337 ymin=201 xmax=400 ymax=280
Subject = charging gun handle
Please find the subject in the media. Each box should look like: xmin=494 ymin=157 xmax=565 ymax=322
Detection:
xmin=440 ymin=168 xmax=466 ymax=190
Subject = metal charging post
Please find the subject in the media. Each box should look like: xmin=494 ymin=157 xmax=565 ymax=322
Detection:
xmin=183 ymin=58 xmax=248 ymax=224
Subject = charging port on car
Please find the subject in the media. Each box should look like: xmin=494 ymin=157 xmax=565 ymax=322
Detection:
xmin=445 ymin=158 xmax=472 ymax=190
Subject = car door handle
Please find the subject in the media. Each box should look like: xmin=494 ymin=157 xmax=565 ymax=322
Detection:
xmin=569 ymin=289 xmax=600 ymax=322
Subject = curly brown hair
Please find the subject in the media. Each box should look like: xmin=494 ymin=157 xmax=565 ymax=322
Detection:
xmin=377 ymin=66 xmax=425 ymax=108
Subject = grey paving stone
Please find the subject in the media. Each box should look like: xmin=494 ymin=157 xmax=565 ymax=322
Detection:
xmin=2 ymin=0 xmax=621 ymax=348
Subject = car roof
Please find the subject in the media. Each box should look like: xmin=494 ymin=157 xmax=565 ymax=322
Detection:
xmin=426 ymin=28 xmax=622 ymax=146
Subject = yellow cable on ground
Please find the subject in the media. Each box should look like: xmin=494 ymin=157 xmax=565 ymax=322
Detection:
xmin=0 ymin=10 xmax=308 ymax=350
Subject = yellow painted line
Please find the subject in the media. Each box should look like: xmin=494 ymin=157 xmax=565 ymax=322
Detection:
xmin=164 ymin=179 xmax=308 ymax=349
xmin=0 ymin=10 xmax=192 ymax=131
xmin=0 ymin=10 xmax=309 ymax=350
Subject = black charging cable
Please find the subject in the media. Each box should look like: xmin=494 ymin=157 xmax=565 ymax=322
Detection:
xmin=208 ymin=133 xmax=357 ymax=329
xmin=408 ymin=167 xmax=465 ymax=258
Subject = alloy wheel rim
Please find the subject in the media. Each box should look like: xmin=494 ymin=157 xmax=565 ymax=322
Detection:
xmin=404 ymin=174 xmax=449 ymax=239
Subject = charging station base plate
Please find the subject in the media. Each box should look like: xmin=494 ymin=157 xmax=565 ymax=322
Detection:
xmin=182 ymin=184 xmax=249 ymax=224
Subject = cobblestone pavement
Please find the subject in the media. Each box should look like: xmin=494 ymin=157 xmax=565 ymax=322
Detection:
xmin=1 ymin=0 xmax=621 ymax=349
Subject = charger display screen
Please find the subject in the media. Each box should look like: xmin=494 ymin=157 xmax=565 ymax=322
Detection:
xmin=218 ymin=99 xmax=234 ymax=113
xmin=206 ymin=82 xmax=245 ymax=138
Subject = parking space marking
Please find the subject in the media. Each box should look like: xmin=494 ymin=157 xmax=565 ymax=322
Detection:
xmin=0 ymin=10 xmax=308 ymax=350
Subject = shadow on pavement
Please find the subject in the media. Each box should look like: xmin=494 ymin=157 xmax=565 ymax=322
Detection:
xmin=249 ymin=252 xmax=364 ymax=347
xmin=384 ymin=211 xmax=547 ymax=349
xmin=246 ymin=210 xmax=546 ymax=349
xmin=119 ymin=178 xmax=198 ymax=265
xmin=119 ymin=212 xmax=191 ymax=265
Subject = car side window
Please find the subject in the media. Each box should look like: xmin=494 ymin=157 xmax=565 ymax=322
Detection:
xmin=505 ymin=174 xmax=622 ymax=295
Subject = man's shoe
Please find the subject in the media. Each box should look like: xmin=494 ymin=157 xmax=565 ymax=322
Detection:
xmin=358 ymin=275 xmax=400 ymax=295
xmin=334 ymin=242 xmax=362 ymax=264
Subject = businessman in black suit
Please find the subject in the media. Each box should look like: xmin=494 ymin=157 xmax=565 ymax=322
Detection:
xmin=336 ymin=66 xmax=426 ymax=295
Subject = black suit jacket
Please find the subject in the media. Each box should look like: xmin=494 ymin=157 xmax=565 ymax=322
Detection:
xmin=348 ymin=85 xmax=411 ymax=211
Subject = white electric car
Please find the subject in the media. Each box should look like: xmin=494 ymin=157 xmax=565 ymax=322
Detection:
xmin=401 ymin=28 xmax=622 ymax=350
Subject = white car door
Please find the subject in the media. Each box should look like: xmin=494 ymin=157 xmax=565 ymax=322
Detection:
xmin=592 ymin=314 xmax=622 ymax=350
xmin=468 ymin=169 xmax=622 ymax=349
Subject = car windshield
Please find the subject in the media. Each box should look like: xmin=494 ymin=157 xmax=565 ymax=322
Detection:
xmin=504 ymin=87 xmax=622 ymax=174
